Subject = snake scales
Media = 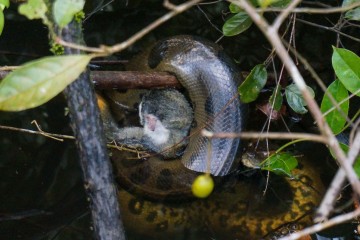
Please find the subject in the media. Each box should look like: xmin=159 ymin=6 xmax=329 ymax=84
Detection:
xmin=99 ymin=35 xmax=325 ymax=239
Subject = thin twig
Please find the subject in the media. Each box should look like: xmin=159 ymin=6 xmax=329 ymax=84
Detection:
xmin=258 ymin=1 xmax=360 ymax=14
xmin=297 ymin=18 xmax=360 ymax=43
xmin=201 ymin=130 xmax=327 ymax=143
xmin=0 ymin=124 xmax=75 ymax=140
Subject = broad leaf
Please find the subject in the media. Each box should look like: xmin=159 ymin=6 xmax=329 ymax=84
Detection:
xmin=223 ymin=12 xmax=252 ymax=36
xmin=285 ymin=83 xmax=315 ymax=114
xmin=320 ymin=80 xmax=349 ymax=134
xmin=342 ymin=0 xmax=360 ymax=21
xmin=0 ymin=0 xmax=8 ymax=36
xmin=0 ymin=55 xmax=92 ymax=111
xmin=261 ymin=152 xmax=298 ymax=177
xmin=53 ymin=0 xmax=85 ymax=28
xmin=238 ymin=64 xmax=267 ymax=103
xmin=0 ymin=9 xmax=3 ymax=36
xmin=269 ymin=84 xmax=283 ymax=111
xmin=229 ymin=3 xmax=242 ymax=13
xmin=345 ymin=7 xmax=360 ymax=20
xmin=0 ymin=0 xmax=9 ymax=9
xmin=332 ymin=47 xmax=360 ymax=96
xmin=18 ymin=0 xmax=47 ymax=20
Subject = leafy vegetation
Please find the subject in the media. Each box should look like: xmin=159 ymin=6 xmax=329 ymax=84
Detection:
xmin=0 ymin=55 xmax=92 ymax=111
xmin=0 ymin=0 xmax=9 ymax=35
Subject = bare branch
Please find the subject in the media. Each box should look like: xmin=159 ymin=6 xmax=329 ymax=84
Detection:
xmin=92 ymin=71 xmax=181 ymax=89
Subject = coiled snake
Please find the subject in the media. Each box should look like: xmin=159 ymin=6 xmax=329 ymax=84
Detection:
xmin=99 ymin=36 xmax=324 ymax=239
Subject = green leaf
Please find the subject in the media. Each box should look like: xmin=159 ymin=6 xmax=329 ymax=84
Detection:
xmin=53 ymin=0 xmax=85 ymax=28
xmin=261 ymin=152 xmax=298 ymax=177
xmin=229 ymin=3 xmax=242 ymax=13
xmin=0 ymin=55 xmax=92 ymax=111
xmin=0 ymin=0 xmax=9 ymax=10
xmin=320 ymin=80 xmax=349 ymax=134
xmin=223 ymin=12 xmax=252 ymax=36
xmin=332 ymin=47 xmax=360 ymax=96
xmin=238 ymin=64 xmax=267 ymax=103
xmin=269 ymin=84 xmax=283 ymax=111
xmin=0 ymin=10 xmax=3 ymax=36
xmin=285 ymin=83 xmax=315 ymax=114
xmin=18 ymin=0 xmax=47 ymax=20
xmin=345 ymin=7 xmax=360 ymax=20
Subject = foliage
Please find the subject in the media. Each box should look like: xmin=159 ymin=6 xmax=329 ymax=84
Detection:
xmin=0 ymin=0 xmax=89 ymax=112
xmin=343 ymin=0 xmax=360 ymax=21
xmin=18 ymin=0 xmax=48 ymax=21
xmin=285 ymin=83 xmax=315 ymax=114
xmin=269 ymin=84 xmax=283 ymax=111
xmin=332 ymin=47 xmax=360 ymax=97
xmin=0 ymin=0 xmax=9 ymax=36
xmin=223 ymin=0 xmax=290 ymax=36
xmin=238 ymin=64 xmax=267 ymax=103
xmin=320 ymin=80 xmax=349 ymax=135
xmin=0 ymin=55 xmax=91 ymax=111
xmin=223 ymin=11 xmax=252 ymax=36
xmin=260 ymin=152 xmax=298 ymax=177
xmin=53 ymin=0 xmax=85 ymax=28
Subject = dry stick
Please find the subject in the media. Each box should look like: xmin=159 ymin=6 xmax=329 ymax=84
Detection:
xmin=92 ymin=71 xmax=181 ymax=89
xmin=231 ymin=0 xmax=360 ymax=195
xmin=0 ymin=124 xmax=75 ymax=140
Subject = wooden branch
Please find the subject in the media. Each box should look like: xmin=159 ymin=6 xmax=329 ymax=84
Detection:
xmin=0 ymin=70 xmax=181 ymax=89
xmin=92 ymin=71 xmax=181 ymax=89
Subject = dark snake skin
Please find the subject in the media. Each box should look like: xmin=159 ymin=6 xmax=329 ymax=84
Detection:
xmin=127 ymin=35 xmax=246 ymax=176
xmin=101 ymin=35 xmax=324 ymax=239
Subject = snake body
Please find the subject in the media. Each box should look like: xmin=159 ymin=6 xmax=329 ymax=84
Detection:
xmin=101 ymin=35 xmax=324 ymax=239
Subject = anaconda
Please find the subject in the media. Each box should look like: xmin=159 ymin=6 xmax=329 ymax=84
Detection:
xmin=98 ymin=35 xmax=325 ymax=239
